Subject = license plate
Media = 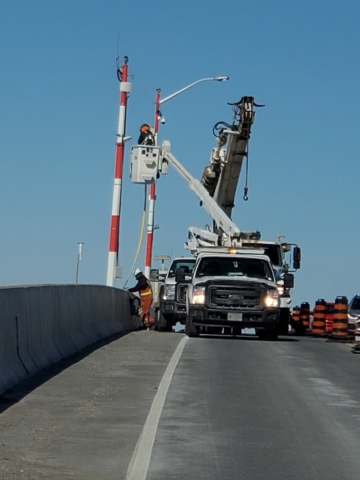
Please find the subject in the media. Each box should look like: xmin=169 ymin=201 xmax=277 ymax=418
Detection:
xmin=228 ymin=313 xmax=243 ymax=321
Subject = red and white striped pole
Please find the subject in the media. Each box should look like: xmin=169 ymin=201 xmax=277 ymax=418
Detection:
xmin=106 ymin=56 xmax=132 ymax=286
xmin=144 ymin=88 xmax=161 ymax=280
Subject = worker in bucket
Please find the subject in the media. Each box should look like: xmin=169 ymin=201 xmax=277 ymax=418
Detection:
xmin=138 ymin=124 xmax=155 ymax=145
xmin=128 ymin=268 xmax=154 ymax=329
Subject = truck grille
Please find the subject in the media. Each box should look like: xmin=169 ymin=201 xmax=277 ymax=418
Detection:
xmin=210 ymin=285 xmax=262 ymax=309
xmin=176 ymin=284 xmax=188 ymax=304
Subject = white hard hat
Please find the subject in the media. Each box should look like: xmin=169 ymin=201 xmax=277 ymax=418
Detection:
xmin=134 ymin=268 xmax=142 ymax=276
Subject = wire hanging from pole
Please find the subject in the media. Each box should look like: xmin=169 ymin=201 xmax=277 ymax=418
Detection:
xmin=123 ymin=184 xmax=147 ymax=289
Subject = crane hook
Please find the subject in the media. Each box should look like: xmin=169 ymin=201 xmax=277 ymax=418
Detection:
xmin=243 ymin=187 xmax=249 ymax=201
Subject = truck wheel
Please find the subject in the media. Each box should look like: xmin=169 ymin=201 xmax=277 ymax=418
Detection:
xmin=278 ymin=309 xmax=290 ymax=335
xmin=293 ymin=322 xmax=306 ymax=336
xmin=155 ymin=310 xmax=170 ymax=332
xmin=257 ymin=329 xmax=278 ymax=341
xmin=164 ymin=320 xmax=173 ymax=332
xmin=185 ymin=314 xmax=199 ymax=338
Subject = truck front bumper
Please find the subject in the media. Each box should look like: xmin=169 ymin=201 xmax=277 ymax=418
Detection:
xmin=161 ymin=300 xmax=187 ymax=323
xmin=188 ymin=305 xmax=279 ymax=330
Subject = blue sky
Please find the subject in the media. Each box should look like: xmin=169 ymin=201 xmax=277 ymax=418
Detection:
xmin=0 ymin=0 xmax=359 ymax=308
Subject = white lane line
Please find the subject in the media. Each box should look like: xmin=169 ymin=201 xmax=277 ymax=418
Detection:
xmin=125 ymin=336 xmax=189 ymax=480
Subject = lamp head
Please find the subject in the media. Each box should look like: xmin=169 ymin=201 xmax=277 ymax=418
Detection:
xmin=214 ymin=76 xmax=229 ymax=82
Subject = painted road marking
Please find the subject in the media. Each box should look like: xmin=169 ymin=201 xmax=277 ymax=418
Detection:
xmin=125 ymin=335 xmax=189 ymax=480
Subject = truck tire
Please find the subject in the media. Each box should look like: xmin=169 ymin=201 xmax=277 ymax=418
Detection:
xmin=257 ymin=329 xmax=278 ymax=341
xmin=293 ymin=321 xmax=306 ymax=336
xmin=278 ymin=308 xmax=290 ymax=335
xmin=185 ymin=314 xmax=199 ymax=338
xmin=155 ymin=310 xmax=172 ymax=332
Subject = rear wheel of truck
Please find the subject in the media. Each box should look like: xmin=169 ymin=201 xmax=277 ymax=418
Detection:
xmin=257 ymin=329 xmax=278 ymax=341
xmin=155 ymin=310 xmax=172 ymax=332
xmin=278 ymin=308 xmax=291 ymax=335
xmin=186 ymin=314 xmax=199 ymax=338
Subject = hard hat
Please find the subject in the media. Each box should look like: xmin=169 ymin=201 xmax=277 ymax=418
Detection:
xmin=140 ymin=124 xmax=150 ymax=132
xmin=134 ymin=268 xmax=142 ymax=277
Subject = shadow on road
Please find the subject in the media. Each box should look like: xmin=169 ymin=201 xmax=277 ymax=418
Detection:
xmin=198 ymin=334 xmax=300 ymax=342
xmin=0 ymin=330 xmax=133 ymax=415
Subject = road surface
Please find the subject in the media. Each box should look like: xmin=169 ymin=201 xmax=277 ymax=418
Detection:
xmin=1 ymin=331 xmax=360 ymax=479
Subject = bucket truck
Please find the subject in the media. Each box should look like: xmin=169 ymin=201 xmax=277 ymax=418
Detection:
xmin=130 ymin=96 xmax=301 ymax=337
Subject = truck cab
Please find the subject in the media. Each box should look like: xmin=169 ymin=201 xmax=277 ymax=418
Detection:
xmin=159 ymin=257 xmax=196 ymax=331
xmin=185 ymin=251 xmax=281 ymax=339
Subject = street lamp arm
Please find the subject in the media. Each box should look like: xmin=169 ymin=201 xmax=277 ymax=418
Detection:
xmin=144 ymin=73 xmax=228 ymax=279
xmin=159 ymin=76 xmax=229 ymax=105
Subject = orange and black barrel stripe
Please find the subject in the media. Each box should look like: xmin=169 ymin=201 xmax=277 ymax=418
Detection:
xmin=300 ymin=302 xmax=310 ymax=330
xmin=292 ymin=306 xmax=300 ymax=323
xmin=312 ymin=298 xmax=326 ymax=336
xmin=331 ymin=296 xmax=348 ymax=339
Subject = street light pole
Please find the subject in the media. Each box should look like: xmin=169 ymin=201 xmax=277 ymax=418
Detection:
xmin=76 ymin=242 xmax=84 ymax=284
xmin=144 ymin=89 xmax=161 ymax=280
xmin=143 ymin=77 xmax=229 ymax=279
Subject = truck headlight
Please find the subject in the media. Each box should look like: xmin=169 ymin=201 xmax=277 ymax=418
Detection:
xmin=164 ymin=285 xmax=175 ymax=300
xmin=277 ymin=286 xmax=284 ymax=295
xmin=192 ymin=286 xmax=205 ymax=304
xmin=264 ymin=290 xmax=279 ymax=308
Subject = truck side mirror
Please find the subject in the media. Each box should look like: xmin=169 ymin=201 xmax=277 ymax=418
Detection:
xmin=293 ymin=246 xmax=301 ymax=270
xmin=175 ymin=267 xmax=191 ymax=283
xmin=283 ymin=273 xmax=294 ymax=289
xmin=150 ymin=269 xmax=159 ymax=281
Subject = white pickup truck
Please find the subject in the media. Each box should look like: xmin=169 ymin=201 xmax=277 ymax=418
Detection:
xmin=182 ymin=251 xmax=281 ymax=339
xmin=158 ymin=256 xmax=196 ymax=331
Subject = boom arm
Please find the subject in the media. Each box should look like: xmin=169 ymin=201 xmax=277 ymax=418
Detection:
xmin=201 ymin=97 xmax=262 ymax=230
xmin=161 ymin=141 xmax=241 ymax=243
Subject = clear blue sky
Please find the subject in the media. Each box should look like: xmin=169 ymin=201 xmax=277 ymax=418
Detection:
xmin=1 ymin=0 xmax=359 ymax=308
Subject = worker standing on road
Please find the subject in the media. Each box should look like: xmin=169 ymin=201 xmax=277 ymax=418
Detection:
xmin=138 ymin=124 xmax=155 ymax=145
xmin=128 ymin=268 xmax=154 ymax=329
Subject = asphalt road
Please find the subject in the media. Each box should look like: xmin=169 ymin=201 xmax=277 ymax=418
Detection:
xmin=1 ymin=331 xmax=360 ymax=479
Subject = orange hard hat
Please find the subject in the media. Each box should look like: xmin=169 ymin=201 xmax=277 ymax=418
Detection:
xmin=140 ymin=124 xmax=151 ymax=132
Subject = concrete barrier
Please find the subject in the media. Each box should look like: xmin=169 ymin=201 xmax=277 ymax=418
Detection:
xmin=0 ymin=285 xmax=141 ymax=395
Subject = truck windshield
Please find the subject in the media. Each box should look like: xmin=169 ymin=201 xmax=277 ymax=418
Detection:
xmin=257 ymin=245 xmax=282 ymax=267
xmin=350 ymin=297 xmax=360 ymax=311
xmin=168 ymin=260 xmax=196 ymax=278
xmin=195 ymin=257 xmax=274 ymax=281
xmin=240 ymin=243 xmax=283 ymax=267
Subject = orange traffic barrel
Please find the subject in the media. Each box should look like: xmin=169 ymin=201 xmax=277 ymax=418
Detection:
xmin=325 ymin=302 xmax=335 ymax=333
xmin=331 ymin=296 xmax=349 ymax=341
xmin=300 ymin=302 xmax=310 ymax=332
xmin=311 ymin=299 xmax=326 ymax=336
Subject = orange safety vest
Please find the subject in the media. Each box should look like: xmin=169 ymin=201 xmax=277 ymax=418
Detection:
xmin=140 ymin=280 xmax=153 ymax=297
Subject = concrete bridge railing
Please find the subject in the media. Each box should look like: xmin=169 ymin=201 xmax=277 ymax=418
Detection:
xmin=0 ymin=285 xmax=141 ymax=395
